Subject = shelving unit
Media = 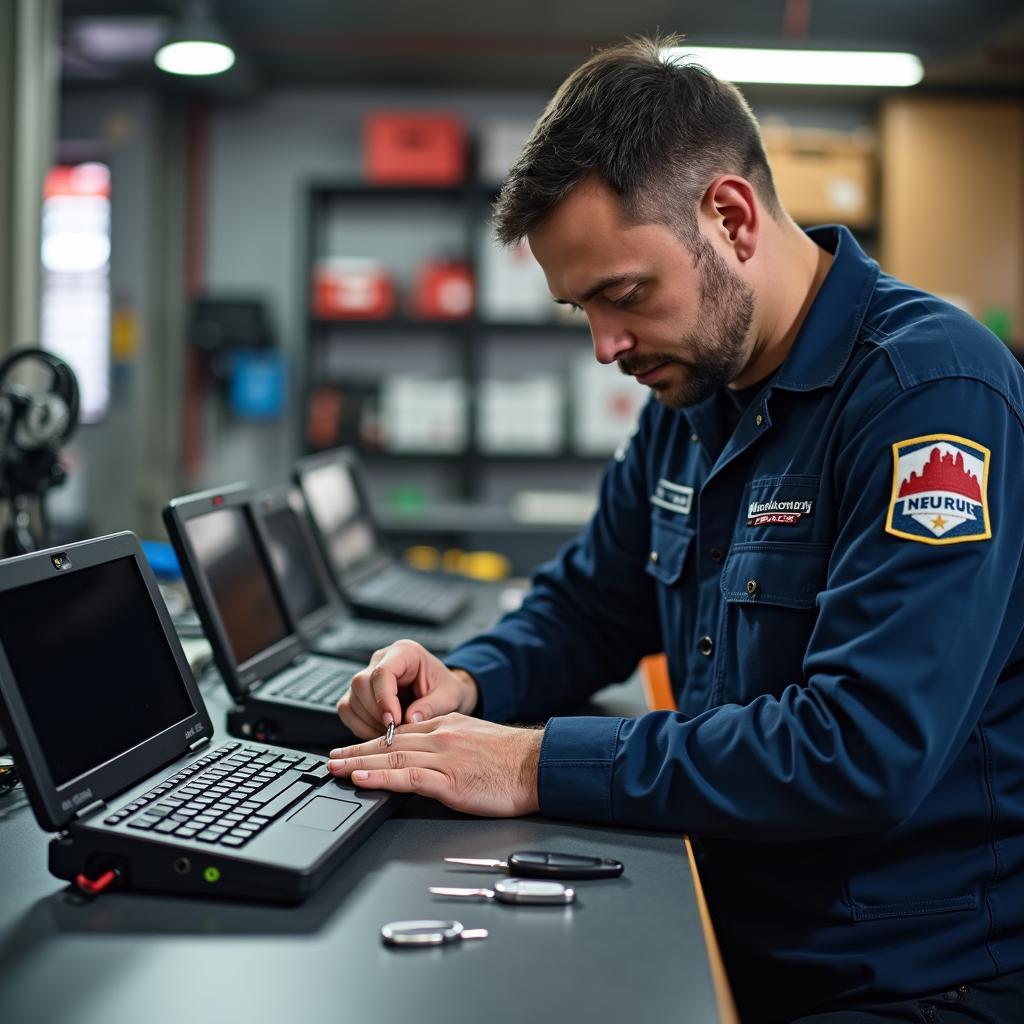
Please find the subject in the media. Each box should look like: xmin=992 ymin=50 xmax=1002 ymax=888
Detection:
xmin=301 ymin=180 xmax=627 ymax=505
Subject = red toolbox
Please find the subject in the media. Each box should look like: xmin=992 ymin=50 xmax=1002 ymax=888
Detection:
xmin=313 ymin=258 xmax=396 ymax=319
xmin=412 ymin=259 xmax=475 ymax=319
xmin=364 ymin=112 xmax=466 ymax=186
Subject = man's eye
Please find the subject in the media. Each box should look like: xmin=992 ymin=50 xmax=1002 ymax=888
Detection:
xmin=614 ymin=289 xmax=640 ymax=308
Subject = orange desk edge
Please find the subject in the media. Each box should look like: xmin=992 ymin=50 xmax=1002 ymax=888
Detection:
xmin=641 ymin=654 xmax=740 ymax=1023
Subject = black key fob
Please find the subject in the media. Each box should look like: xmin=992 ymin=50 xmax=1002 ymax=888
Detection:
xmin=508 ymin=851 xmax=624 ymax=879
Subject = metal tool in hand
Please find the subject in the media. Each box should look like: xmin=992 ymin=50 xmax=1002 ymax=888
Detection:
xmin=381 ymin=919 xmax=488 ymax=948
xmin=385 ymin=720 xmax=394 ymax=746
xmin=444 ymin=850 xmax=624 ymax=879
xmin=430 ymin=878 xmax=575 ymax=905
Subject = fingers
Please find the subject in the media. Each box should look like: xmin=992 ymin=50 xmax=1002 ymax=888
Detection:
xmin=402 ymin=695 xmax=434 ymax=724
xmin=367 ymin=640 xmax=429 ymax=728
xmin=336 ymin=692 xmax=380 ymax=740
xmin=327 ymin=748 xmax=452 ymax=804
xmin=342 ymin=640 xmax=430 ymax=733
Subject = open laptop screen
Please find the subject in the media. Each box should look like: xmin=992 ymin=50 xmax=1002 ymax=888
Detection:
xmin=0 ymin=555 xmax=195 ymax=789
xmin=261 ymin=503 xmax=330 ymax=621
xmin=183 ymin=505 xmax=291 ymax=666
xmin=300 ymin=460 xmax=376 ymax=577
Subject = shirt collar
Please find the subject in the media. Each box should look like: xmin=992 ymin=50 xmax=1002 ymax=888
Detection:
xmin=772 ymin=225 xmax=879 ymax=392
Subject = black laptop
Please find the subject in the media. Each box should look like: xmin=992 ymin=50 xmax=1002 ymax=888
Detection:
xmin=255 ymin=486 xmax=460 ymax=659
xmin=0 ymin=532 xmax=396 ymax=902
xmin=293 ymin=447 xmax=469 ymax=627
xmin=162 ymin=484 xmax=363 ymax=750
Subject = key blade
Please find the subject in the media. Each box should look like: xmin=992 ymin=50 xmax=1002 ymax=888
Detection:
xmin=429 ymin=887 xmax=488 ymax=897
xmin=443 ymin=857 xmax=506 ymax=869
xmin=460 ymin=929 xmax=488 ymax=941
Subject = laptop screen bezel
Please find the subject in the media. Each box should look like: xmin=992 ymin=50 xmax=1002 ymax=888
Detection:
xmin=253 ymin=486 xmax=341 ymax=639
xmin=162 ymin=484 xmax=306 ymax=699
xmin=293 ymin=447 xmax=388 ymax=587
xmin=0 ymin=532 xmax=213 ymax=833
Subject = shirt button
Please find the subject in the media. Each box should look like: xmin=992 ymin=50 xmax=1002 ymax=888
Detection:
xmin=755 ymin=413 xmax=764 ymax=427
xmin=650 ymin=550 xmax=659 ymax=564
xmin=698 ymin=635 xmax=714 ymax=657
xmin=690 ymin=432 xmax=699 ymax=443
xmin=709 ymin=548 xmax=724 ymax=563
xmin=746 ymin=579 xmax=758 ymax=595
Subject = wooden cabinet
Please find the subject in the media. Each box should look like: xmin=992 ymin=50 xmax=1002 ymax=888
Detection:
xmin=880 ymin=97 xmax=1024 ymax=346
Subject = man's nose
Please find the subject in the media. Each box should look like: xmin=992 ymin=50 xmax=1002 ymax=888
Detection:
xmin=589 ymin=312 xmax=635 ymax=365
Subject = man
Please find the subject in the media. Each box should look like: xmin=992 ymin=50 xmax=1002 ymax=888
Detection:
xmin=328 ymin=35 xmax=1024 ymax=1022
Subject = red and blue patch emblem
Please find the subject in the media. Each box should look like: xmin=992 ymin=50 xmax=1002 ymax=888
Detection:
xmin=885 ymin=433 xmax=991 ymax=545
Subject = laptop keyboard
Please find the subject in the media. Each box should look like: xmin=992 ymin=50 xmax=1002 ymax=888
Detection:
xmin=321 ymin=619 xmax=452 ymax=657
xmin=350 ymin=569 xmax=467 ymax=622
xmin=104 ymin=742 xmax=332 ymax=848
xmin=264 ymin=658 xmax=355 ymax=707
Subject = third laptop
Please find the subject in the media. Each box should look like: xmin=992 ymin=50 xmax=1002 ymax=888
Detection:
xmin=293 ymin=447 xmax=470 ymax=627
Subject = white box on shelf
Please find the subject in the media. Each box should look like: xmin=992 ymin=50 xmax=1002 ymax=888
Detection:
xmin=478 ymin=226 xmax=554 ymax=324
xmin=380 ymin=375 xmax=468 ymax=453
xmin=478 ymin=118 xmax=535 ymax=185
xmin=570 ymin=356 xmax=647 ymax=455
xmin=477 ymin=375 xmax=564 ymax=454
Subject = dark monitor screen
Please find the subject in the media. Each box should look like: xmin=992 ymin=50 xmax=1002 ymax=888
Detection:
xmin=300 ymin=461 xmax=376 ymax=577
xmin=261 ymin=504 xmax=330 ymax=622
xmin=183 ymin=505 xmax=291 ymax=666
xmin=0 ymin=556 xmax=196 ymax=789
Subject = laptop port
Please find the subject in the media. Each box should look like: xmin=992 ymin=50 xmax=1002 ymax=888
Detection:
xmin=173 ymin=856 xmax=191 ymax=875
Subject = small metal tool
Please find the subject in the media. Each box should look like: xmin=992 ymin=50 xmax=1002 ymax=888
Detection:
xmin=444 ymin=850 xmax=624 ymax=880
xmin=381 ymin=919 xmax=488 ymax=948
xmin=430 ymin=878 xmax=575 ymax=905
xmin=385 ymin=720 xmax=394 ymax=746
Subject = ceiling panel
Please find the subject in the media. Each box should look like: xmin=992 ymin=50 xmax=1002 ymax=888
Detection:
xmin=60 ymin=0 xmax=1024 ymax=91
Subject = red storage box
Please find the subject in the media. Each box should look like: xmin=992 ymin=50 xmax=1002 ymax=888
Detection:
xmin=313 ymin=258 xmax=396 ymax=319
xmin=364 ymin=112 xmax=466 ymax=186
xmin=413 ymin=259 xmax=474 ymax=319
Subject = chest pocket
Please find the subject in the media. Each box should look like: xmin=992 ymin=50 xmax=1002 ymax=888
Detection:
xmin=716 ymin=542 xmax=829 ymax=705
xmin=645 ymin=518 xmax=693 ymax=586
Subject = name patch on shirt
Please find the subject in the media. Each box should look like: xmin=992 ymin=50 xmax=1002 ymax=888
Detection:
xmin=747 ymin=498 xmax=814 ymax=527
xmin=885 ymin=433 xmax=991 ymax=545
xmin=651 ymin=478 xmax=693 ymax=515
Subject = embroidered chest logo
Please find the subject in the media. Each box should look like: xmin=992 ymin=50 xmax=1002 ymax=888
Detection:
xmin=885 ymin=433 xmax=991 ymax=545
xmin=747 ymin=498 xmax=814 ymax=527
xmin=651 ymin=478 xmax=693 ymax=515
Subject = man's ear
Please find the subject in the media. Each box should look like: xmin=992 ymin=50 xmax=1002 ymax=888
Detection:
xmin=701 ymin=175 xmax=758 ymax=262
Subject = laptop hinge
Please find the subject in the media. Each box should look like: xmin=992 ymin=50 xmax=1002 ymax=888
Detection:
xmin=74 ymin=799 xmax=106 ymax=820
xmin=189 ymin=737 xmax=211 ymax=752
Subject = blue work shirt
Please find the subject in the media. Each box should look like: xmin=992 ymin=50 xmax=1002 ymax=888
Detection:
xmin=446 ymin=226 xmax=1024 ymax=1020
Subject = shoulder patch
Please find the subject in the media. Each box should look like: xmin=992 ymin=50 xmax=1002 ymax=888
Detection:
xmin=885 ymin=433 xmax=991 ymax=545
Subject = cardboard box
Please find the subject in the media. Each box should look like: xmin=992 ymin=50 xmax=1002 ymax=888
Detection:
xmin=570 ymin=357 xmax=647 ymax=456
xmin=477 ymin=375 xmax=564 ymax=454
xmin=762 ymin=124 xmax=876 ymax=227
xmin=380 ymin=375 xmax=468 ymax=453
xmin=364 ymin=112 xmax=466 ymax=186
xmin=478 ymin=226 xmax=554 ymax=323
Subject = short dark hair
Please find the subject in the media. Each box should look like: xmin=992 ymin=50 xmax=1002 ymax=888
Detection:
xmin=493 ymin=34 xmax=781 ymax=248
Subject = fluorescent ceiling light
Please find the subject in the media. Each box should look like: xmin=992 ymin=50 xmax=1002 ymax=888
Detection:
xmin=661 ymin=46 xmax=924 ymax=87
xmin=155 ymin=39 xmax=235 ymax=76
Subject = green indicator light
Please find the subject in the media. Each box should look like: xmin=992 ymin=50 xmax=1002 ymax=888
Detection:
xmin=203 ymin=866 xmax=221 ymax=884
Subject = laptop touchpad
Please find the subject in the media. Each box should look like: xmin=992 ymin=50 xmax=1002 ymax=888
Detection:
xmin=288 ymin=796 xmax=360 ymax=831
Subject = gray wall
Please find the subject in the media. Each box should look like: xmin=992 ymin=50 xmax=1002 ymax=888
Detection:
xmin=49 ymin=90 xmax=185 ymax=541
xmin=51 ymin=82 xmax=876 ymax=536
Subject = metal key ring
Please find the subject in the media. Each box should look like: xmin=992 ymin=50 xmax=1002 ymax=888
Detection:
xmin=381 ymin=919 xmax=488 ymax=947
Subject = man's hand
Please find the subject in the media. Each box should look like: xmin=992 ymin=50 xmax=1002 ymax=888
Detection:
xmin=337 ymin=639 xmax=479 ymax=739
xmin=326 ymin=714 xmax=544 ymax=818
